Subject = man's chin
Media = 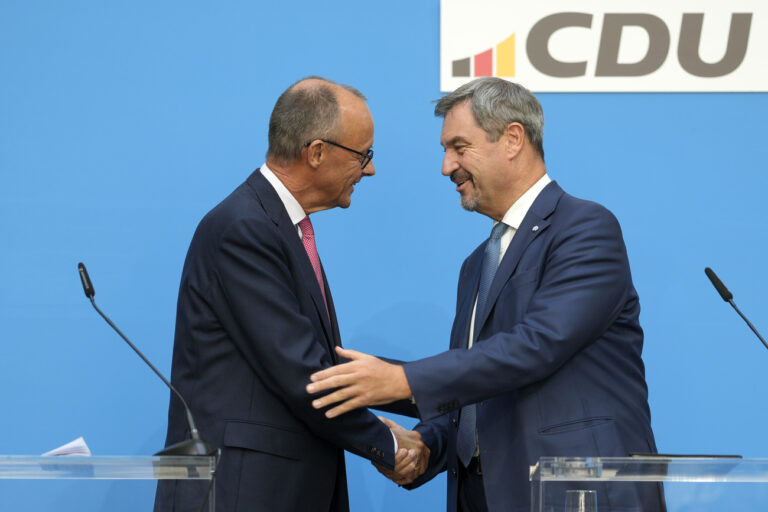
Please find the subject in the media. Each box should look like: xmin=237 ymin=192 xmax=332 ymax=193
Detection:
xmin=460 ymin=194 xmax=479 ymax=212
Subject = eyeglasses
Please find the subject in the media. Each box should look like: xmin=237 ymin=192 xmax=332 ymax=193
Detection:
xmin=304 ymin=139 xmax=374 ymax=169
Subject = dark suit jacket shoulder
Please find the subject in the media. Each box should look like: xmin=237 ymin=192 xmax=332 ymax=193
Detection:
xmin=403 ymin=181 xmax=659 ymax=512
xmin=156 ymin=169 xmax=394 ymax=512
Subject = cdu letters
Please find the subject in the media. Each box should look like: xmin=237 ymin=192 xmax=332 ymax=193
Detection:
xmin=526 ymin=12 xmax=752 ymax=78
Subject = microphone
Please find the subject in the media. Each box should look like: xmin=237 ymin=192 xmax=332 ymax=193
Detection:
xmin=704 ymin=267 xmax=768 ymax=352
xmin=78 ymin=263 xmax=95 ymax=298
xmin=77 ymin=262 xmax=214 ymax=456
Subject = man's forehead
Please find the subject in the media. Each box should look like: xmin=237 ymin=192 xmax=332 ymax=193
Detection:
xmin=339 ymin=100 xmax=374 ymax=146
xmin=443 ymin=101 xmax=476 ymax=125
xmin=440 ymin=106 xmax=475 ymax=145
xmin=439 ymin=125 xmax=456 ymax=148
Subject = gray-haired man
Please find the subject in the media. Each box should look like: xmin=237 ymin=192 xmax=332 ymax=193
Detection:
xmin=155 ymin=77 xmax=426 ymax=512
xmin=308 ymin=77 xmax=663 ymax=512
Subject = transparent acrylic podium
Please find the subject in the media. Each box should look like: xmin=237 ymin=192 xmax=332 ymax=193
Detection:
xmin=0 ymin=455 xmax=217 ymax=511
xmin=530 ymin=456 xmax=768 ymax=511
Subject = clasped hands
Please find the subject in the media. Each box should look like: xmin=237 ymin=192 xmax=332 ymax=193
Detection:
xmin=306 ymin=347 xmax=428 ymax=484
xmin=379 ymin=417 xmax=430 ymax=485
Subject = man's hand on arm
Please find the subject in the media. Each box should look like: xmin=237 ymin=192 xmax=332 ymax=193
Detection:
xmin=306 ymin=347 xmax=413 ymax=418
xmin=375 ymin=417 xmax=429 ymax=486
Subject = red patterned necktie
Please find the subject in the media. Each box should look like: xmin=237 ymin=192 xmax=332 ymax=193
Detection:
xmin=298 ymin=216 xmax=329 ymax=315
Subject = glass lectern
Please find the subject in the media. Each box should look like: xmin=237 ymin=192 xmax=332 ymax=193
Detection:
xmin=530 ymin=456 xmax=768 ymax=511
xmin=0 ymin=455 xmax=217 ymax=511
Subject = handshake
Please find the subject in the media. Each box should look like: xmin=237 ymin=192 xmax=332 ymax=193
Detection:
xmin=377 ymin=417 xmax=430 ymax=486
xmin=304 ymin=346 xmax=430 ymax=485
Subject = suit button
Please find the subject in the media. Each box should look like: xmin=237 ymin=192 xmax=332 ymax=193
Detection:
xmin=451 ymin=468 xmax=457 ymax=478
xmin=452 ymin=418 xmax=457 ymax=427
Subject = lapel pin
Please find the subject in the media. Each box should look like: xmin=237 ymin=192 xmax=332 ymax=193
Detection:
xmin=532 ymin=225 xmax=539 ymax=232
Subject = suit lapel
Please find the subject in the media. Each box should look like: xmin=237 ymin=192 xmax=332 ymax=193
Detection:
xmin=321 ymin=267 xmax=342 ymax=361
xmin=278 ymin=219 xmax=335 ymax=342
xmin=474 ymin=181 xmax=564 ymax=335
xmin=246 ymin=170 xmax=336 ymax=355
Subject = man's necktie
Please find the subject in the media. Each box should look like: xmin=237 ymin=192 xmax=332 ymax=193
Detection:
xmin=456 ymin=221 xmax=508 ymax=467
xmin=298 ymin=216 xmax=329 ymax=315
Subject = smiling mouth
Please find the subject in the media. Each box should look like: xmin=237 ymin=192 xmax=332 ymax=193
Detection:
xmin=450 ymin=170 xmax=472 ymax=190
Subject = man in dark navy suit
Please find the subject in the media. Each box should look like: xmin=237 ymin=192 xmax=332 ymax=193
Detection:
xmin=155 ymin=77 xmax=426 ymax=512
xmin=307 ymin=78 xmax=664 ymax=512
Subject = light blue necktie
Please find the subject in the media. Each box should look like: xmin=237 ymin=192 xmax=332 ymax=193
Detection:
xmin=456 ymin=221 xmax=507 ymax=467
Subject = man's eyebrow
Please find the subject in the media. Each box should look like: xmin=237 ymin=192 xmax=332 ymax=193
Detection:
xmin=442 ymin=136 xmax=470 ymax=149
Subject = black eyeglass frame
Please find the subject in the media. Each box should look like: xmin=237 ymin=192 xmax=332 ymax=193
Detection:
xmin=304 ymin=139 xmax=373 ymax=169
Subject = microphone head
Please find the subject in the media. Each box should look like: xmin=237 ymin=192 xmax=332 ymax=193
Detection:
xmin=77 ymin=262 xmax=95 ymax=298
xmin=705 ymin=267 xmax=733 ymax=302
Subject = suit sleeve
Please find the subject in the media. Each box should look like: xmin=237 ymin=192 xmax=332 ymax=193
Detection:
xmin=206 ymin=216 xmax=395 ymax=467
xmin=402 ymin=414 xmax=452 ymax=489
xmin=403 ymin=204 xmax=634 ymax=421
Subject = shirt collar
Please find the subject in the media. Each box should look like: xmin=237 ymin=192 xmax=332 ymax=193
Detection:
xmin=499 ymin=173 xmax=551 ymax=230
xmin=260 ymin=163 xmax=307 ymax=226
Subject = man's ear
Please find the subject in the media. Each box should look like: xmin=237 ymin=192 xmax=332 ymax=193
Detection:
xmin=503 ymin=122 xmax=526 ymax=159
xmin=305 ymin=140 xmax=325 ymax=169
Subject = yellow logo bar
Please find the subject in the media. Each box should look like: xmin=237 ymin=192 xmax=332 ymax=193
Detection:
xmin=496 ymin=33 xmax=516 ymax=77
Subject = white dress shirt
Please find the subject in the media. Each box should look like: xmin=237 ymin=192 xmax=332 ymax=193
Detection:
xmin=467 ymin=174 xmax=552 ymax=348
xmin=260 ymin=163 xmax=307 ymax=238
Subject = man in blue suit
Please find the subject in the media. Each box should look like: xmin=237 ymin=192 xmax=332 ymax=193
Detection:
xmin=155 ymin=77 xmax=426 ymax=512
xmin=307 ymin=78 xmax=663 ymax=511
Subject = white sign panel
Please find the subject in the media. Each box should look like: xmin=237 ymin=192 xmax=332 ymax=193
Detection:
xmin=441 ymin=0 xmax=768 ymax=92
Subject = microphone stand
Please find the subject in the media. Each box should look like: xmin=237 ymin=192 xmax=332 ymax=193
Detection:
xmin=78 ymin=263 xmax=215 ymax=455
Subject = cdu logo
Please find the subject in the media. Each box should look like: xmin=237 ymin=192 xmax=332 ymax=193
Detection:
xmin=441 ymin=0 xmax=768 ymax=92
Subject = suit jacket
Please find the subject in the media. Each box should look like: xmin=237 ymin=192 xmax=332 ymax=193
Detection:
xmin=154 ymin=169 xmax=395 ymax=512
xmin=403 ymin=182 xmax=664 ymax=512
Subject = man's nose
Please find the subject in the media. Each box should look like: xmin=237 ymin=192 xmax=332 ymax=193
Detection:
xmin=441 ymin=153 xmax=458 ymax=176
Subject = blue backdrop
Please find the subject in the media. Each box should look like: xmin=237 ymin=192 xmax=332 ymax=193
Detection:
xmin=1 ymin=1 xmax=767 ymax=510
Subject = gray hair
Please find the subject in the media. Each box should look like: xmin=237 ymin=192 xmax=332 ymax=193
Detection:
xmin=435 ymin=77 xmax=545 ymax=159
xmin=267 ymin=76 xmax=366 ymax=164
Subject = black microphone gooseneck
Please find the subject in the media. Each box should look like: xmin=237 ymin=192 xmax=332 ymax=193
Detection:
xmin=704 ymin=267 xmax=768 ymax=352
xmin=77 ymin=262 xmax=215 ymax=456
